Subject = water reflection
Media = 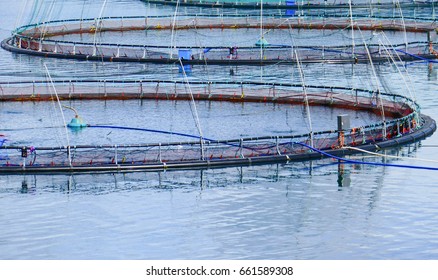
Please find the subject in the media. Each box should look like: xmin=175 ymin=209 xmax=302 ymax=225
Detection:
xmin=1 ymin=142 xmax=436 ymax=259
xmin=337 ymin=162 xmax=351 ymax=188
xmin=0 ymin=143 xmax=420 ymax=196
xmin=428 ymin=63 xmax=437 ymax=81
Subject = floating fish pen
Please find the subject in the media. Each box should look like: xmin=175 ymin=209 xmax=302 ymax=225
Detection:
xmin=0 ymin=79 xmax=435 ymax=174
xmin=141 ymin=0 xmax=437 ymax=10
xmin=2 ymin=15 xmax=437 ymax=65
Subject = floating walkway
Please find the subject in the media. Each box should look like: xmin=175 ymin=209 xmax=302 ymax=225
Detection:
xmin=141 ymin=0 xmax=438 ymax=10
xmin=0 ymin=80 xmax=435 ymax=174
xmin=3 ymin=16 xmax=437 ymax=65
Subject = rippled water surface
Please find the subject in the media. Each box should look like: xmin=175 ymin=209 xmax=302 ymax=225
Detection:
xmin=0 ymin=0 xmax=438 ymax=260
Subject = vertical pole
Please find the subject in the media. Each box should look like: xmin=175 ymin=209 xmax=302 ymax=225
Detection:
xmin=140 ymin=80 xmax=143 ymax=98
xmin=21 ymin=147 xmax=28 ymax=169
xmin=338 ymin=131 xmax=345 ymax=147
xmin=240 ymin=82 xmax=244 ymax=98
xmin=159 ymin=143 xmax=162 ymax=162
xmin=155 ymin=81 xmax=160 ymax=97
xmin=397 ymin=121 xmax=401 ymax=137
xmin=67 ymin=146 xmax=72 ymax=167
xmin=361 ymin=127 xmax=366 ymax=144
xmin=69 ymin=80 xmax=72 ymax=98
xmin=337 ymin=115 xmax=350 ymax=147
xmin=355 ymin=88 xmax=358 ymax=105
xmin=200 ymin=138 xmax=205 ymax=160
xmin=104 ymin=80 xmax=107 ymax=98
xmin=114 ymin=144 xmax=118 ymax=164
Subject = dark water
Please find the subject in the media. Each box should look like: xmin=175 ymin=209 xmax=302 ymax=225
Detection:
xmin=0 ymin=0 xmax=438 ymax=260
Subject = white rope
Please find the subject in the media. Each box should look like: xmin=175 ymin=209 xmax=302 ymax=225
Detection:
xmin=394 ymin=0 xmax=409 ymax=52
xmin=259 ymin=0 xmax=263 ymax=61
xmin=178 ymin=58 xmax=205 ymax=159
xmin=357 ymin=27 xmax=387 ymax=137
xmin=345 ymin=146 xmax=438 ymax=164
xmin=14 ymin=0 xmax=30 ymax=33
xmin=169 ymin=0 xmax=180 ymax=59
xmin=92 ymin=0 xmax=108 ymax=56
xmin=348 ymin=0 xmax=355 ymax=57
xmin=44 ymin=63 xmax=72 ymax=167
xmin=295 ymin=50 xmax=314 ymax=147
xmin=377 ymin=31 xmax=417 ymax=103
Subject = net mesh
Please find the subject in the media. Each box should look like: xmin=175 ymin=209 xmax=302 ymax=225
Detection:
xmin=0 ymin=80 xmax=424 ymax=171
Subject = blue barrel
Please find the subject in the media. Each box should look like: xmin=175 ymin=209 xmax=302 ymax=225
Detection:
xmin=285 ymin=0 xmax=296 ymax=16
xmin=178 ymin=49 xmax=192 ymax=73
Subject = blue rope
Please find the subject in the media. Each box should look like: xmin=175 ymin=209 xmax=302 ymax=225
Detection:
xmin=89 ymin=125 xmax=437 ymax=169
xmin=87 ymin=125 xmax=277 ymax=151
xmin=88 ymin=125 xmax=216 ymax=142
xmin=396 ymin=49 xmax=438 ymax=63
xmin=295 ymin=142 xmax=438 ymax=171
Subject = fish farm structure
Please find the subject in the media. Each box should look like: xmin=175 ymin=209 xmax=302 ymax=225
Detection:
xmin=0 ymin=0 xmax=437 ymax=174
xmin=140 ymin=0 xmax=437 ymax=10
xmin=0 ymin=79 xmax=435 ymax=174
xmin=2 ymin=14 xmax=437 ymax=65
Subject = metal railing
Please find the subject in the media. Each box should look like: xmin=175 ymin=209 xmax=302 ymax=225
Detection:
xmin=0 ymin=79 xmax=422 ymax=170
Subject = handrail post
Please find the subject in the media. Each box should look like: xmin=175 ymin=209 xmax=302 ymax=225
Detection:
xmin=104 ymin=80 xmax=107 ymax=98
xmin=239 ymin=138 xmax=244 ymax=158
xmin=159 ymin=143 xmax=162 ymax=162
xmin=140 ymin=80 xmax=143 ymax=99
xmin=114 ymin=144 xmax=118 ymax=164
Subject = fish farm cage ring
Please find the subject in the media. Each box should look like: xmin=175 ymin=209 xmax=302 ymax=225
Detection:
xmin=0 ymin=79 xmax=435 ymax=174
xmin=140 ymin=0 xmax=438 ymax=10
xmin=3 ymin=15 xmax=437 ymax=65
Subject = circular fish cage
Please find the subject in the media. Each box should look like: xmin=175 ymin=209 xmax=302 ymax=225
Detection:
xmin=2 ymin=15 xmax=437 ymax=65
xmin=140 ymin=0 xmax=437 ymax=10
xmin=0 ymin=79 xmax=435 ymax=174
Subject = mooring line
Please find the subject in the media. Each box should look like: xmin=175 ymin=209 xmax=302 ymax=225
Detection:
xmin=295 ymin=142 xmax=438 ymax=171
xmin=345 ymin=146 xmax=438 ymax=164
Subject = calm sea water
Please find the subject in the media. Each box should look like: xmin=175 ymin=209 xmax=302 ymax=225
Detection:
xmin=0 ymin=0 xmax=438 ymax=260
